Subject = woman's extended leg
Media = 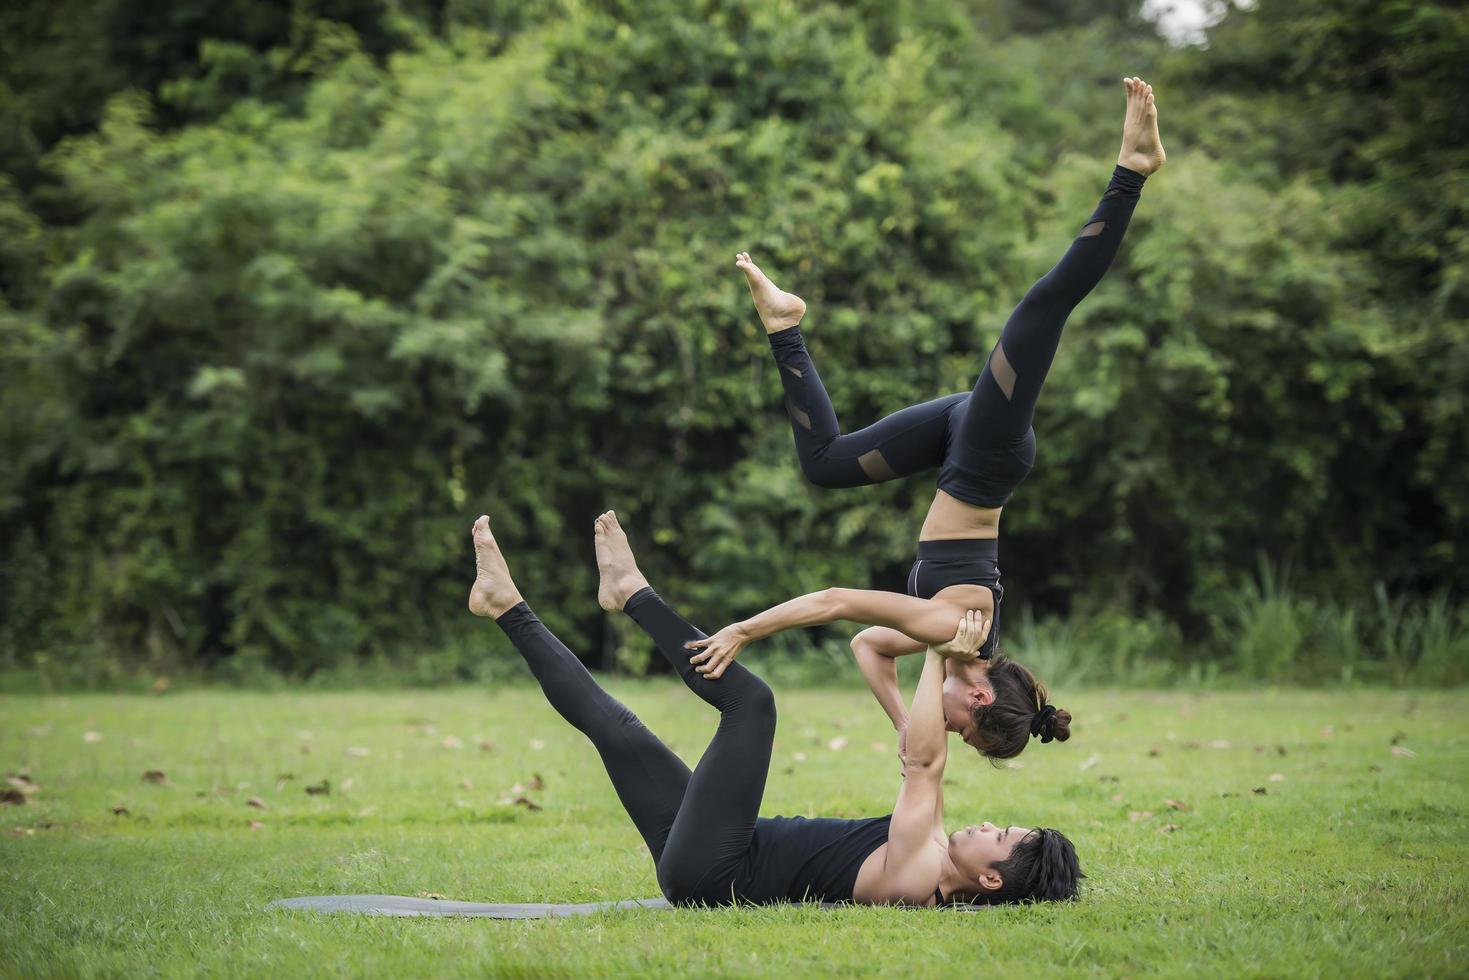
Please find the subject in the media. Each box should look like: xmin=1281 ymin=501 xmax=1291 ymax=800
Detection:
xmin=594 ymin=512 xmax=777 ymax=904
xmin=955 ymin=78 xmax=1164 ymax=465
xmin=737 ymin=252 xmax=961 ymax=489
xmin=468 ymin=516 xmax=690 ymax=864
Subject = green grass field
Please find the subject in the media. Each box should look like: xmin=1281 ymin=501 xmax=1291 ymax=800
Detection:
xmin=2 ymin=685 xmax=1467 ymax=978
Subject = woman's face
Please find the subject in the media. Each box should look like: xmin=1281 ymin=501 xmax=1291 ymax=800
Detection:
xmin=941 ymin=674 xmax=991 ymax=750
xmin=948 ymin=822 xmax=1031 ymax=880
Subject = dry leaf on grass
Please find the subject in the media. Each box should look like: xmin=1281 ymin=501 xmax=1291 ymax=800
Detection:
xmin=417 ymin=892 xmax=447 ymax=900
xmin=1079 ymin=754 xmax=1100 ymax=772
xmin=340 ymin=778 xmax=354 ymax=792
xmin=1128 ymin=811 xmax=1153 ymax=822
xmin=305 ymin=780 xmax=330 ymax=796
xmin=247 ymin=797 xmax=266 ymax=810
xmin=248 ymin=820 xmax=264 ymax=830
xmin=1147 ymin=748 xmax=1161 ymax=758
xmin=460 ymin=779 xmax=473 ymax=791
xmin=528 ymin=774 xmax=545 ymax=791
xmin=1252 ymin=786 xmax=1268 ymax=795
xmin=5 ymin=775 xmax=39 ymax=797
xmin=477 ymin=739 xmax=494 ymax=753
xmin=1268 ymin=773 xmax=1285 ymax=782
xmin=111 ymin=805 xmax=130 ymax=816
xmin=1208 ymin=740 xmax=1231 ymax=750
xmin=1111 ymin=793 xmax=1125 ymax=803
xmin=1 ymin=788 xmax=27 ymax=806
xmin=1391 ymin=745 xmax=1416 ymax=758
xmin=142 ymin=770 xmax=167 ymax=785
xmin=529 ymin=739 xmax=546 ymax=751
xmin=1163 ymin=799 xmax=1190 ymax=811
xmin=1158 ymin=823 xmax=1182 ymax=834
xmin=441 ymin=736 xmax=464 ymax=750
xmin=827 ymin=737 xmax=848 ymax=751
xmin=346 ymin=747 xmax=370 ymax=757
xmin=501 ymin=795 xmax=542 ymax=812
xmin=83 ymin=731 xmax=103 ymax=743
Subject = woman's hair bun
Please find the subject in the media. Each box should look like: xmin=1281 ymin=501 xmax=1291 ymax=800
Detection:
xmin=1030 ymin=704 xmax=1072 ymax=744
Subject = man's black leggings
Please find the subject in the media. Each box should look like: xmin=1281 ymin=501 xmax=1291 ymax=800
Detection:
xmin=768 ymin=166 xmax=1146 ymax=508
xmin=495 ymin=588 xmax=773 ymax=904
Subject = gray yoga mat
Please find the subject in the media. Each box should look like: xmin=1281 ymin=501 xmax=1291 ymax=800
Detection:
xmin=269 ymin=895 xmax=674 ymax=918
xmin=269 ymin=894 xmax=983 ymax=917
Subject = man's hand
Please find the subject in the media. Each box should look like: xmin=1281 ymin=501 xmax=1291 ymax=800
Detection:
xmin=685 ymin=623 xmax=749 ymax=680
xmin=930 ymin=609 xmax=989 ymax=662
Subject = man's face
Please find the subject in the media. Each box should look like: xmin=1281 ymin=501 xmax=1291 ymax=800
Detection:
xmin=949 ymin=822 xmax=1031 ymax=883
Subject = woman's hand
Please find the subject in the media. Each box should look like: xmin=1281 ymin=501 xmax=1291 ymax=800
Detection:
xmin=930 ymin=609 xmax=989 ymax=662
xmin=685 ymin=624 xmax=749 ymax=680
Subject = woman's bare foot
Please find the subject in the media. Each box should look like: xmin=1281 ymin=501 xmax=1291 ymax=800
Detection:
xmin=1117 ymin=76 xmax=1166 ymax=176
xmin=735 ymin=252 xmax=806 ymax=334
xmin=468 ymin=515 xmax=524 ymax=618
xmin=594 ymin=511 xmax=651 ymax=612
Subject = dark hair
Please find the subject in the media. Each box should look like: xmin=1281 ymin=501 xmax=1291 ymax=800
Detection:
xmin=972 ymin=827 xmax=1084 ymax=905
xmin=968 ymin=655 xmax=1071 ymax=760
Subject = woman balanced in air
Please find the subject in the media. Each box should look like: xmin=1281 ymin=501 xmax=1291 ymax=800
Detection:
xmin=686 ymin=77 xmax=1167 ymax=760
xmin=467 ymin=510 xmax=1081 ymax=907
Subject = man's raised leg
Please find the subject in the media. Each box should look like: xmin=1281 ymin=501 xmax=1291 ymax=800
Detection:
xmin=469 ymin=515 xmax=690 ymax=863
xmin=594 ymin=510 xmax=777 ymax=903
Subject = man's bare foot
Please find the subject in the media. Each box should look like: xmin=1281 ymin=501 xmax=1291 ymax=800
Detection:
xmin=468 ymin=515 xmax=524 ymax=618
xmin=735 ymin=252 xmax=806 ymax=334
xmin=594 ymin=511 xmax=651 ymax=612
xmin=1117 ymin=76 xmax=1166 ymax=176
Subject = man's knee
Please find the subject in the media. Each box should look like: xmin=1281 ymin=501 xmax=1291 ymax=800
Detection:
xmin=738 ymin=675 xmax=778 ymax=726
xmin=798 ymin=455 xmax=848 ymax=489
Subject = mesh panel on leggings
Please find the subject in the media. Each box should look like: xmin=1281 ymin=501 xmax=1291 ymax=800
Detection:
xmin=857 ymin=449 xmax=898 ymax=482
xmin=787 ymin=400 xmax=812 ymax=430
xmin=989 ymin=344 xmax=1017 ymax=401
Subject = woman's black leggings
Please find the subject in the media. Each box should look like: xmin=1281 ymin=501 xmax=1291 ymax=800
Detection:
xmin=768 ymin=166 xmax=1146 ymax=508
xmin=495 ymin=588 xmax=773 ymax=904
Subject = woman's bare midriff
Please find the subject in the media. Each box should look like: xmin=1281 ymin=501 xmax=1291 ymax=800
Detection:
xmin=919 ymin=489 xmax=1000 ymax=542
xmin=914 ymin=490 xmax=999 ymax=621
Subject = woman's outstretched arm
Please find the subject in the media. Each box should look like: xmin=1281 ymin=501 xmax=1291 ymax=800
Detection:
xmin=686 ymin=587 xmax=989 ymax=680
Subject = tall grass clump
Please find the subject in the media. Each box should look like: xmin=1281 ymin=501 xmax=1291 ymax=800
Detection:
xmin=1212 ymin=562 xmax=1469 ymax=686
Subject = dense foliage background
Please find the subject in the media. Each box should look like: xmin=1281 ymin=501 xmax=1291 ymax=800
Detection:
xmin=2 ymin=0 xmax=1465 ymax=686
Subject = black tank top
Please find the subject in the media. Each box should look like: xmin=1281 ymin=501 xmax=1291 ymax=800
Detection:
xmin=736 ymin=814 xmax=892 ymax=904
